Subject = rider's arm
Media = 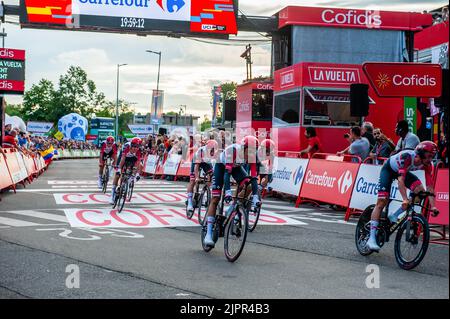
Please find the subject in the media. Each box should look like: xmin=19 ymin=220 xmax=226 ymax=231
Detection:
xmin=300 ymin=145 xmax=312 ymax=154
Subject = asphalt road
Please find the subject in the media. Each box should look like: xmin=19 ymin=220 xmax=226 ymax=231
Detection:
xmin=0 ymin=159 xmax=448 ymax=299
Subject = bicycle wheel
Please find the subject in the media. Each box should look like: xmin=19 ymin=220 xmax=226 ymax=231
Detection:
xmin=394 ymin=213 xmax=430 ymax=270
xmin=127 ymin=180 xmax=134 ymax=202
xmin=117 ymin=182 xmax=128 ymax=213
xmin=102 ymin=166 xmax=109 ymax=193
xmin=246 ymin=192 xmax=261 ymax=232
xmin=224 ymin=205 xmax=248 ymax=262
xmin=355 ymin=205 xmax=375 ymax=256
xmin=197 ymin=186 xmax=210 ymax=224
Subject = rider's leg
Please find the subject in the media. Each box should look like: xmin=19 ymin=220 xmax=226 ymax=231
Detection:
xmin=389 ymin=174 xmax=424 ymax=222
xmin=98 ymin=161 xmax=104 ymax=188
xmin=110 ymin=171 xmax=120 ymax=204
xmin=204 ymin=164 xmax=224 ymax=247
xmin=187 ymin=162 xmax=196 ymax=210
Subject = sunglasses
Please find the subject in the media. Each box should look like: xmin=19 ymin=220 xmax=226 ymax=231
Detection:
xmin=131 ymin=144 xmax=139 ymax=148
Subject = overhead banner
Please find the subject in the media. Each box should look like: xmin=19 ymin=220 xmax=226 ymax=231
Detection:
xmin=363 ymin=62 xmax=442 ymax=97
xmin=27 ymin=121 xmax=54 ymax=133
xmin=128 ymin=124 xmax=153 ymax=137
xmin=271 ymin=157 xmax=309 ymax=196
xmin=20 ymin=0 xmax=237 ymax=35
xmin=0 ymin=48 xmax=26 ymax=95
xmin=151 ymin=89 xmax=164 ymax=119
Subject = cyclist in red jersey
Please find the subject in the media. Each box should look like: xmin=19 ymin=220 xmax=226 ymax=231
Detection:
xmin=98 ymin=136 xmax=118 ymax=188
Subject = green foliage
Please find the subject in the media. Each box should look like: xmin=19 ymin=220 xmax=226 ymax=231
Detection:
xmin=5 ymin=103 xmax=24 ymax=117
xmin=220 ymin=81 xmax=237 ymax=100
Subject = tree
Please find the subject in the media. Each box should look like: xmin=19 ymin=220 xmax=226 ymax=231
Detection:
xmin=21 ymin=79 xmax=57 ymax=122
xmin=220 ymin=81 xmax=237 ymax=100
xmin=5 ymin=103 xmax=24 ymax=117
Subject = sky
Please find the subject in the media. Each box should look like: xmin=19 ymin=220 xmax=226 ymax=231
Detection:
xmin=2 ymin=0 xmax=447 ymax=120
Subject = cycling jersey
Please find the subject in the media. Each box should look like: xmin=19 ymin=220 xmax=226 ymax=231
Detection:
xmin=121 ymin=146 xmax=142 ymax=170
xmin=220 ymin=144 xmax=258 ymax=178
xmin=100 ymin=142 xmax=118 ymax=160
xmin=190 ymin=146 xmax=213 ymax=179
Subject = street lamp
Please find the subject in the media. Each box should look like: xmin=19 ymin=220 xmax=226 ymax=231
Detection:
xmin=116 ymin=63 xmax=128 ymax=140
xmin=146 ymin=50 xmax=162 ymax=135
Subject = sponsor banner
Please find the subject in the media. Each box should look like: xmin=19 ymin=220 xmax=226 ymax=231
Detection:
xmin=144 ymin=155 xmax=158 ymax=174
xmin=62 ymin=207 xmax=305 ymax=228
xmin=429 ymin=169 xmax=448 ymax=226
xmin=404 ymin=97 xmax=417 ymax=134
xmin=128 ymin=124 xmax=153 ymax=136
xmin=271 ymin=157 xmax=309 ymax=196
xmin=163 ymin=154 xmax=182 ymax=175
xmin=349 ymin=164 xmax=426 ymax=212
xmin=278 ymin=6 xmax=432 ymax=31
xmin=308 ymin=66 xmax=361 ymax=85
xmin=0 ymin=48 xmax=26 ymax=61
xmin=27 ymin=121 xmax=54 ymax=133
xmin=363 ymin=62 xmax=442 ymax=97
xmin=300 ymin=159 xmax=360 ymax=207
xmin=15 ymin=152 xmax=29 ymax=181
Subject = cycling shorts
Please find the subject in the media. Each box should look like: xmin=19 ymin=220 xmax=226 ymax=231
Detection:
xmin=378 ymin=161 xmax=422 ymax=199
xmin=190 ymin=161 xmax=213 ymax=180
xmin=211 ymin=163 xmax=248 ymax=197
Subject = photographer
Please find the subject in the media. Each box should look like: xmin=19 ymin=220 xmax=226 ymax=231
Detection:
xmin=337 ymin=126 xmax=370 ymax=161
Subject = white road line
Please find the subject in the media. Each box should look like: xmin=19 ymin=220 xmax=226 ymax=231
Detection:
xmin=50 ymin=185 xmax=183 ymax=189
xmin=283 ymin=215 xmax=357 ymax=226
xmin=0 ymin=216 xmax=45 ymax=227
xmin=262 ymin=203 xmax=314 ymax=211
xmin=1 ymin=211 xmax=68 ymax=223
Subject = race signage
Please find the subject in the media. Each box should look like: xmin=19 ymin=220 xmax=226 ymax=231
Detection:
xmin=271 ymin=157 xmax=309 ymax=196
xmin=128 ymin=124 xmax=153 ymax=137
xmin=26 ymin=121 xmax=54 ymax=133
xmin=363 ymin=62 xmax=442 ymax=97
xmin=20 ymin=0 xmax=237 ymax=35
xmin=163 ymin=154 xmax=181 ymax=175
xmin=300 ymin=159 xmax=360 ymax=207
xmin=143 ymin=154 xmax=158 ymax=174
xmin=429 ymin=169 xmax=449 ymax=226
xmin=349 ymin=164 xmax=426 ymax=213
xmin=308 ymin=66 xmax=361 ymax=85
xmin=278 ymin=6 xmax=432 ymax=31
xmin=0 ymin=48 xmax=26 ymax=95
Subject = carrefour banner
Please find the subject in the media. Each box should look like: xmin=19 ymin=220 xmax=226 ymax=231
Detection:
xmin=271 ymin=157 xmax=309 ymax=196
xmin=128 ymin=124 xmax=153 ymax=137
xmin=27 ymin=121 xmax=54 ymax=133
xmin=349 ymin=164 xmax=426 ymax=212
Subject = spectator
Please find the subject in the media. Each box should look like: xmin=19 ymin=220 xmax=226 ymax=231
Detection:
xmin=369 ymin=128 xmax=395 ymax=163
xmin=338 ymin=126 xmax=370 ymax=161
xmin=393 ymin=120 xmax=420 ymax=154
xmin=361 ymin=122 xmax=376 ymax=149
xmin=300 ymin=127 xmax=322 ymax=157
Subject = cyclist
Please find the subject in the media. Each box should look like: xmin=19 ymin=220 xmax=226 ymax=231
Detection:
xmin=367 ymin=141 xmax=439 ymax=251
xmin=257 ymin=139 xmax=276 ymax=191
xmin=203 ymin=135 xmax=260 ymax=248
xmin=110 ymin=138 xmax=143 ymax=205
xmin=186 ymin=139 xmax=219 ymax=213
xmin=98 ymin=136 xmax=118 ymax=188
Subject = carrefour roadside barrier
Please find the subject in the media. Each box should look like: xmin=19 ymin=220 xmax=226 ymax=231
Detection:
xmin=2 ymin=149 xmax=27 ymax=187
xmin=143 ymin=154 xmax=158 ymax=174
xmin=429 ymin=168 xmax=449 ymax=227
xmin=271 ymin=156 xmax=309 ymax=196
xmin=176 ymin=153 xmax=192 ymax=178
xmin=299 ymin=154 xmax=361 ymax=208
xmin=164 ymin=154 xmax=182 ymax=176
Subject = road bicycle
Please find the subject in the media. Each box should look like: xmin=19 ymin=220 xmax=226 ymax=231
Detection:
xmin=101 ymin=157 xmax=113 ymax=193
xmin=201 ymin=178 xmax=253 ymax=262
xmin=185 ymin=172 xmax=212 ymax=224
xmin=355 ymin=191 xmax=438 ymax=270
xmin=113 ymin=166 xmax=136 ymax=213
xmin=245 ymin=183 xmax=263 ymax=232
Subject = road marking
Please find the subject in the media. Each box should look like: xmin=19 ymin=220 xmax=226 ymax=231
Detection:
xmin=283 ymin=214 xmax=357 ymax=226
xmin=1 ymin=210 xmax=68 ymax=223
xmin=0 ymin=216 xmax=46 ymax=227
xmin=15 ymin=188 xmax=186 ymax=193
xmin=48 ymin=180 xmax=173 ymax=185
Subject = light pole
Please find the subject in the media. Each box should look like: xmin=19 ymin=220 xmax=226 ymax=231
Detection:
xmin=146 ymin=49 xmax=161 ymax=119
xmin=116 ymin=63 xmax=127 ymax=140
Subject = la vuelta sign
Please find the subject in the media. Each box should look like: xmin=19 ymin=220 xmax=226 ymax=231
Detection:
xmin=363 ymin=62 xmax=442 ymax=97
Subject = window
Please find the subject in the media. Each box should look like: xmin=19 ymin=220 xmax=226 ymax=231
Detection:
xmin=252 ymin=90 xmax=273 ymax=121
xmin=273 ymin=91 xmax=300 ymax=126
xmin=303 ymin=88 xmax=361 ymax=127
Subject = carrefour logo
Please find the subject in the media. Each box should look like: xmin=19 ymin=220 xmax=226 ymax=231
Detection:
xmin=156 ymin=0 xmax=185 ymax=12
xmin=293 ymin=166 xmax=304 ymax=185
xmin=337 ymin=170 xmax=353 ymax=194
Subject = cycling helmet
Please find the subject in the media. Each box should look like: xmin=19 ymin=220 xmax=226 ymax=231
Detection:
xmin=415 ymin=141 xmax=438 ymax=158
xmin=241 ymin=135 xmax=259 ymax=149
xmin=131 ymin=137 xmax=142 ymax=146
xmin=205 ymin=139 xmax=219 ymax=155
xmin=106 ymin=136 xmax=115 ymax=144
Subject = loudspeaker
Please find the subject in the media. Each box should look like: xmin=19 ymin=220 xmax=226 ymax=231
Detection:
xmin=223 ymin=100 xmax=236 ymax=121
xmin=159 ymin=128 xmax=167 ymax=135
xmin=350 ymin=83 xmax=369 ymax=117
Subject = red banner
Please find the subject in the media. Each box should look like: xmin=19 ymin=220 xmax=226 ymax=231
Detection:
xmin=85 ymin=134 xmax=98 ymax=141
xmin=299 ymin=159 xmax=360 ymax=207
xmin=278 ymin=6 xmax=433 ymax=31
xmin=363 ymin=62 xmax=442 ymax=97
xmin=0 ymin=48 xmax=26 ymax=61
xmin=429 ymin=169 xmax=449 ymax=226
xmin=190 ymin=0 xmax=237 ymax=35
xmin=0 ymin=80 xmax=25 ymax=93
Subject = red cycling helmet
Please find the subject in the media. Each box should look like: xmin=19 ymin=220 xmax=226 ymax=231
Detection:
xmin=415 ymin=141 xmax=438 ymax=158
xmin=106 ymin=136 xmax=115 ymax=144
xmin=241 ymin=136 xmax=259 ymax=149
xmin=131 ymin=137 xmax=142 ymax=146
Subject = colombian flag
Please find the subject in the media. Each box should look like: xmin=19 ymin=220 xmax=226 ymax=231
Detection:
xmin=40 ymin=145 xmax=55 ymax=163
